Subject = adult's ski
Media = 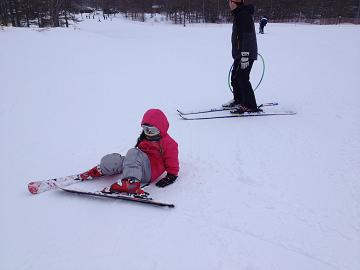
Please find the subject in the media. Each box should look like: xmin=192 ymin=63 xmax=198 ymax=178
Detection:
xmin=179 ymin=110 xmax=296 ymax=120
xmin=59 ymin=187 xmax=175 ymax=208
xmin=28 ymin=175 xmax=82 ymax=194
xmin=177 ymin=102 xmax=278 ymax=115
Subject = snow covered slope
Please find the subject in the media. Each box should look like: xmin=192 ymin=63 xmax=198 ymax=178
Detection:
xmin=0 ymin=17 xmax=359 ymax=270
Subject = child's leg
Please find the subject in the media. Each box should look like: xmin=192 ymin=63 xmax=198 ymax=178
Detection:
xmin=78 ymin=153 xmax=124 ymax=180
xmin=100 ymin=153 xmax=125 ymax=175
xmin=104 ymin=149 xmax=151 ymax=196
xmin=122 ymin=148 xmax=151 ymax=184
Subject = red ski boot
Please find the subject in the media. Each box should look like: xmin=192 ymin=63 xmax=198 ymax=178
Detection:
xmin=78 ymin=165 xmax=103 ymax=180
xmin=103 ymin=178 xmax=148 ymax=198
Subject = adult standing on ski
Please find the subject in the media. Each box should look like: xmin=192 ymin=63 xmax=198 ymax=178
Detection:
xmin=223 ymin=0 xmax=259 ymax=113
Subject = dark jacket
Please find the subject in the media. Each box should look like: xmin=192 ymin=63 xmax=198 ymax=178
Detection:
xmin=231 ymin=4 xmax=258 ymax=60
xmin=260 ymin=17 xmax=268 ymax=27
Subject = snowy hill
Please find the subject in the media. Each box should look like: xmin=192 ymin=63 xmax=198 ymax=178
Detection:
xmin=1 ymin=17 xmax=359 ymax=270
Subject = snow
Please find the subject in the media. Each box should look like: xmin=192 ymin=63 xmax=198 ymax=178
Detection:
xmin=1 ymin=17 xmax=360 ymax=270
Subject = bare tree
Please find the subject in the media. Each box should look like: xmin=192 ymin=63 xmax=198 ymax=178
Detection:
xmin=0 ymin=0 xmax=359 ymax=27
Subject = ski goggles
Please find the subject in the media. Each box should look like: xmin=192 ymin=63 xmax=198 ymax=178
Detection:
xmin=141 ymin=125 xmax=160 ymax=136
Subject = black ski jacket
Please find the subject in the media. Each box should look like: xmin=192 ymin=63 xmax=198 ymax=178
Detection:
xmin=260 ymin=17 xmax=268 ymax=27
xmin=231 ymin=4 xmax=258 ymax=60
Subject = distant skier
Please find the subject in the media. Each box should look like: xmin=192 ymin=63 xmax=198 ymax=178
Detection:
xmin=78 ymin=109 xmax=179 ymax=197
xmin=223 ymin=0 xmax=260 ymax=113
xmin=259 ymin=16 xmax=268 ymax=34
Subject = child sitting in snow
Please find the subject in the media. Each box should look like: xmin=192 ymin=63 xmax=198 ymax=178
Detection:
xmin=78 ymin=108 xmax=179 ymax=197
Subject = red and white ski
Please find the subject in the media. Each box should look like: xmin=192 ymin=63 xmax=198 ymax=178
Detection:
xmin=28 ymin=175 xmax=81 ymax=194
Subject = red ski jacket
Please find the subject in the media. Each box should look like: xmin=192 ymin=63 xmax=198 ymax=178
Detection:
xmin=138 ymin=109 xmax=179 ymax=182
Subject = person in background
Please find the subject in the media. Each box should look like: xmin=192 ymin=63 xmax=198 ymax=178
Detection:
xmin=259 ymin=16 xmax=268 ymax=34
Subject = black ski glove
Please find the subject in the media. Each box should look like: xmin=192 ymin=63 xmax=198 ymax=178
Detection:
xmin=156 ymin=174 xmax=178 ymax=188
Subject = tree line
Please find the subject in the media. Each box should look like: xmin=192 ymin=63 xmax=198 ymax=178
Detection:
xmin=0 ymin=0 xmax=75 ymax=27
xmin=1 ymin=0 xmax=359 ymax=27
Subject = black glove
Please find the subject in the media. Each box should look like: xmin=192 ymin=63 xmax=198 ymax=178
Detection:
xmin=156 ymin=174 xmax=178 ymax=188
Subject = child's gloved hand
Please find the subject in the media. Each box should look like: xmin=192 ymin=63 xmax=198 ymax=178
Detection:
xmin=240 ymin=52 xmax=250 ymax=69
xmin=156 ymin=174 xmax=178 ymax=188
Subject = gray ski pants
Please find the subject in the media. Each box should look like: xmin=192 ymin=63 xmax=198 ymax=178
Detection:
xmin=99 ymin=148 xmax=151 ymax=184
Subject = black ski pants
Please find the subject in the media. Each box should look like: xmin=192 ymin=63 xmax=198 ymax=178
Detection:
xmin=259 ymin=25 xmax=264 ymax=34
xmin=231 ymin=59 xmax=258 ymax=110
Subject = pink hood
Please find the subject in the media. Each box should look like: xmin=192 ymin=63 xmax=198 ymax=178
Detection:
xmin=141 ymin=109 xmax=169 ymax=136
xmin=138 ymin=109 xmax=179 ymax=181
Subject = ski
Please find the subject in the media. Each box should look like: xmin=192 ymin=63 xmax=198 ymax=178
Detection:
xmin=59 ymin=187 xmax=175 ymax=208
xmin=28 ymin=175 xmax=82 ymax=194
xmin=177 ymin=102 xmax=278 ymax=115
xmin=179 ymin=110 xmax=296 ymax=120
